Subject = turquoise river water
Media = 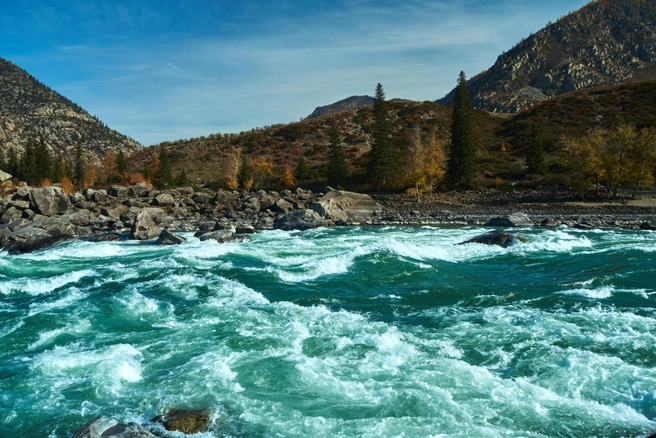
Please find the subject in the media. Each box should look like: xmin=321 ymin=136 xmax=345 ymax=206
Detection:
xmin=1 ymin=226 xmax=656 ymax=438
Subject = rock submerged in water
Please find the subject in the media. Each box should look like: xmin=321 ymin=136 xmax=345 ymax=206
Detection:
xmin=152 ymin=409 xmax=211 ymax=434
xmin=70 ymin=416 xmax=157 ymax=438
xmin=154 ymin=229 xmax=186 ymax=245
xmin=2 ymin=233 xmax=74 ymax=255
xmin=458 ymin=230 xmax=525 ymax=248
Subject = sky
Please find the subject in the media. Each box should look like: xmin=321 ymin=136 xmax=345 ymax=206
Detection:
xmin=1 ymin=0 xmax=590 ymax=146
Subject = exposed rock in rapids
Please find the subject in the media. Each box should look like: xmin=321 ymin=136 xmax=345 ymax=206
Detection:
xmin=236 ymin=223 xmax=256 ymax=234
xmin=458 ymin=230 xmax=525 ymax=248
xmin=70 ymin=416 xmax=157 ymax=438
xmin=152 ymin=409 xmax=211 ymax=434
xmin=273 ymin=209 xmax=327 ymax=231
xmin=199 ymin=230 xmax=243 ymax=243
xmin=155 ymin=229 xmax=186 ymax=245
xmin=485 ymin=212 xmax=533 ymax=227
xmin=130 ymin=211 xmax=161 ymax=240
xmin=3 ymin=233 xmax=74 ymax=255
xmin=640 ymin=220 xmax=656 ymax=231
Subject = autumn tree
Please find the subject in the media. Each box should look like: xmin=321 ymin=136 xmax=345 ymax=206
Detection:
xmin=625 ymin=128 xmax=656 ymax=197
xmin=446 ymin=72 xmax=476 ymax=189
xmin=251 ymin=155 xmax=273 ymax=189
xmin=100 ymin=150 xmax=117 ymax=185
xmin=560 ymin=130 xmax=602 ymax=199
xmin=405 ymin=126 xmax=446 ymax=198
xmin=327 ymin=120 xmax=349 ymax=187
xmin=72 ymin=139 xmax=86 ymax=187
xmin=280 ymin=166 xmax=295 ymax=188
xmin=238 ymin=156 xmax=253 ymax=190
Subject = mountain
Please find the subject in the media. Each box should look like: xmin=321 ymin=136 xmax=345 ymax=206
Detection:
xmin=307 ymin=96 xmax=375 ymax=119
xmin=440 ymin=0 xmax=656 ymax=113
xmin=0 ymin=57 xmax=141 ymax=163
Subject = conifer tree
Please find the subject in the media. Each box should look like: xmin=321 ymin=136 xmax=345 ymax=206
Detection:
xmin=327 ymin=120 xmax=349 ymax=187
xmin=116 ymin=150 xmax=128 ymax=180
xmin=175 ymin=168 xmax=189 ymax=186
xmin=0 ymin=145 xmax=5 ymax=172
xmin=155 ymin=145 xmax=173 ymax=188
xmin=72 ymin=139 xmax=86 ymax=186
xmin=367 ymin=83 xmax=398 ymax=188
xmin=20 ymin=138 xmax=37 ymax=184
xmin=446 ymin=72 xmax=477 ymax=189
xmin=35 ymin=136 xmax=52 ymax=182
xmin=526 ymin=126 xmax=547 ymax=175
xmin=7 ymin=148 xmax=19 ymax=177
xmin=295 ymin=155 xmax=310 ymax=183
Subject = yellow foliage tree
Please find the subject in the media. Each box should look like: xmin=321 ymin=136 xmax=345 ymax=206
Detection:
xmin=625 ymin=127 xmax=656 ymax=197
xmin=560 ymin=130 xmax=602 ymax=199
xmin=250 ymin=155 xmax=273 ymax=189
xmin=83 ymin=164 xmax=98 ymax=189
xmin=405 ymin=127 xmax=446 ymax=198
xmin=280 ymin=166 xmax=295 ymax=188
xmin=100 ymin=150 xmax=116 ymax=185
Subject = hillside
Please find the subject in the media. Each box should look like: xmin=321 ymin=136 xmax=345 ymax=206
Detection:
xmin=440 ymin=0 xmax=656 ymax=112
xmin=498 ymin=79 xmax=656 ymax=152
xmin=135 ymin=100 xmax=506 ymax=188
xmin=307 ymin=96 xmax=374 ymax=119
xmin=0 ymin=57 xmax=141 ymax=164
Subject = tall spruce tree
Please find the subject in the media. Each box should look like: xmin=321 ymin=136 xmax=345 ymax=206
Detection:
xmin=367 ymin=83 xmax=398 ymax=188
xmin=20 ymin=138 xmax=37 ymax=184
xmin=155 ymin=145 xmax=173 ymax=188
xmin=446 ymin=72 xmax=476 ymax=189
xmin=526 ymin=126 xmax=547 ymax=175
xmin=327 ymin=120 xmax=348 ymax=187
xmin=295 ymin=155 xmax=310 ymax=183
xmin=7 ymin=148 xmax=19 ymax=177
xmin=115 ymin=150 xmax=128 ymax=180
xmin=72 ymin=139 xmax=86 ymax=186
xmin=35 ymin=135 xmax=52 ymax=182
xmin=175 ymin=168 xmax=189 ymax=186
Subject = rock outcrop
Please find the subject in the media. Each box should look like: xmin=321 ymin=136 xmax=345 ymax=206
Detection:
xmin=29 ymin=186 xmax=71 ymax=216
xmin=310 ymin=189 xmax=382 ymax=223
xmin=307 ymin=95 xmax=375 ymax=119
xmin=0 ymin=57 xmax=141 ymax=165
xmin=70 ymin=416 xmax=156 ymax=438
xmin=273 ymin=209 xmax=326 ymax=231
xmin=439 ymin=0 xmax=656 ymax=113
xmin=130 ymin=211 xmax=161 ymax=240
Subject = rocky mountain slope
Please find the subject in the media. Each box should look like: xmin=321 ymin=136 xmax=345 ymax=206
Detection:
xmin=307 ymin=96 xmax=375 ymax=119
xmin=0 ymin=57 xmax=141 ymax=164
xmin=440 ymin=0 xmax=656 ymax=112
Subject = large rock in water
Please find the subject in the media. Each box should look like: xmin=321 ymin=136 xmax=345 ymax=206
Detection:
xmin=29 ymin=186 xmax=71 ymax=216
xmin=458 ymin=230 xmax=525 ymax=248
xmin=152 ymin=409 xmax=211 ymax=434
xmin=130 ymin=211 xmax=161 ymax=240
xmin=485 ymin=212 xmax=533 ymax=227
xmin=70 ymin=416 xmax=157 ymax=438
xmin=3 ymin=233 xmax=74 ymax=255
xmin=310 ymin=190 xmax=382 ymax=222
xmin=155 ymin=229 xmax=186 ymax=245
xmin=273 ymin=209 xmax=326 ymax=231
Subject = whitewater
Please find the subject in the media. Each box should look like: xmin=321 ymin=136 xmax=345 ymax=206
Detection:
xmin=1 ymin=226 xmax=655 ymax=438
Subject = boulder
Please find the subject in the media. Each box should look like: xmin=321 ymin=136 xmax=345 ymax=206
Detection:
xmin=216 ymin=191 xmax=237 ymax=207
xmin=152 ymin=409 xmax=210 ymax=434
xmin=172 ymin=207 xmax=189 ymax=218
xmin=130 ymin=211 xmax=161 ymax=240
xmin=7 ymin=200 xmax=29 ymax=210
xmin=256 ymin=192 xmax=276 ymax=211
xmin=272 ymin=198 xmax=294 ymax=214
xmin=108 ymin=185 xmax=130 ymax=198
xmin=310 ymin=190 xmax=382 ymax=222
xmin=640 ymin=220 xmax=656 ymax=231
xmin=29 ymin=187 xmax=71 ymax=216
xmin=458 ymin=230 xmax=525 ymax=248
xmin=199 ymin=230 xmax=241 ymax=243
xmin=70 ymin=416 xmax=157 ymax=438
xmin=102 ymin=205 xmax=129 ymax=221
xmin=236 ymin=223 xmax=256 ymax=234
xmin=3 ymin=233 xmax=74 ymax=255
xmin=242 ymin=196 xmax=260 ymax=211
xmin=155 ymin=229 xmax=187 ymax=245
xmin=90 ymin=190 xmax=107 ymax=204
xmin=130 ymin=183 xmax=152 ymax=197
xmin=177 ymin=186 xmax=194 ymax=196
xmin=484 ymin=212 xmax=533 ymax=227
xmin=199 ymin=221 xmax=217 ymax=231
xmin=540 ymin=218 xmax=559 ymax=228
xmin=81 ymin=233 xmax=126 ymax=243
xmin=0 ymin=169 xmax=11 ymax=182
xmin=273 ymin=209 xmax=326 ymax=231
xmin=192 ymin=192 xmax=211 ymax=204
xmin=154 ymin=193 xmax=175 ymax=206
xmin=1 ymin=207 xmax=23 ymax=224
xmin=141 ymin=208 xmax=166 ymax=220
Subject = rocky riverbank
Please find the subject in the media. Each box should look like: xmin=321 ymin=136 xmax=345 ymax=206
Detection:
xmin=0 ymin=183 xmax=654 ymax=255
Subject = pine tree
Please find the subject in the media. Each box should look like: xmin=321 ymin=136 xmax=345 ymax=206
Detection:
xmin=7 ymin=148 xmax=19 ymax=177
xmin=115 ymin=150 xmax=128 ymax=180
xmin=526 ymin=126 xmax=547 ymax=175
xmin=34 ymin=136 xmax=52 ymax=182
xmin=72 ymin=139 xmax=86 ymax=186
xmin=175 ymin=168 xmax=189 ymax=186
xmin=367 ymin=83 xmax=398 ymax=188
xmin=20 ymin=138 xmax=37 ymax=184
xmin=295 ymin=155 xmax=310 ymax=183
xmin=326 ymin=120 xmax=349 ymax=187
xmin=446 ymin=72 xmax=477 ymax=189
xmin=155 ymin=145 xmax=173 ymax=188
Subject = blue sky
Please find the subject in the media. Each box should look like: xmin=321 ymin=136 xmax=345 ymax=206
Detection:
xmin=1 ymin=0 xmax=590 ymax=146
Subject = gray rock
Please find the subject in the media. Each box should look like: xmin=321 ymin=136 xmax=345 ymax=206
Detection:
xmin=640 ymin=220 xmax=656 ymax=231
xmin=0 ymin=169 xmax=12 ymax=182
xmin=154 ymin=193 xmax=175 ymax=206
xmin=90 ymin=190 xmax=106 ymax=204
xmin=3 ymin=233 xmax=74 ymax=255
xmin=199 ymin=230 xmax=240 ymax=243
xmin=540 ymin=218 xmax=559 ymax=228
xmin=130 ymin=211 xmax=161 ymax=240
xmin=242 ymin=197 xmax=260 ymax=211
xmin=70 ymin=416 xmax=157 ymax=438
xmin=102 ymin=205 xmax=129 ymax=221
xmin=30 ymin=186 xmax=71 ymax=216
xmin=1 ymin=207 xmax=23 ymax=224
xmin=172 ymin=207 xmax=188 ymax=217
xmin=273 ymin=209 xmax=326 ymax=231
xmin=142 ymin=208 xmax=166 ymax=220
xmin=130 ymin=183 xmax=152 ymax=197
xmin=108 ymin=185 xmax=130 ymax=198
xmin=7 ymin=200 xmax=30 ymax=210
xmin=216 ymin=191 xmax=237 ymax=207
xmin=236 ymin=223 xmax=256 ymax=234
xmin=177 ymin=186 xmax=194 ymax=196
xmin=311 ymin=190 xmax=382 ymax=222
xmin=155 ymin=229 xmax=186 ymax=245
xmin=459 ymin=231 xmax=525 ymax=248
xmin=192 ymin=192 xmax=211 ymax=204
xmin=272 ymin=198 xmax=294 ymax=214
xmin=200 ymin=221 xmax=217 ymax=231
xmin=485 ymin=212 xmax=534 ymax=227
